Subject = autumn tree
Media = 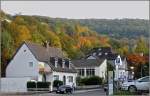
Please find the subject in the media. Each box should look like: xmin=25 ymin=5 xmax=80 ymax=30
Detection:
xmin=15 ymin=25 xmax=31 ymax=47
xmin=127 ymin=54 xmax=147 ymax=78
xmin=135 ymin=36 xmax=149 ymax=54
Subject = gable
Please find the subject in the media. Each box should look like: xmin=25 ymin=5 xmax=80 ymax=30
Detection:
xmin=8 ymin=43 xmax=38 ymax=65
xmin=6 ymin=43 xmax=39 ymax=77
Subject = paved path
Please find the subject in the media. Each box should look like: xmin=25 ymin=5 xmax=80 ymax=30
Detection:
xmin=0 ymin=88 xmax=106 ymax=96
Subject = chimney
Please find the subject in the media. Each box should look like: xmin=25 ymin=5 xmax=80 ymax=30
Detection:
xmin=69 ymin=59 xmax=71 ymax=69
xmin=54 ymin=57 xmax=58 ymax=68
xmin=62 ymin=59 xmax=65 ymax=68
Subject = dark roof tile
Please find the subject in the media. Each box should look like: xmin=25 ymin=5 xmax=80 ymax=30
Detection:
xmin=72 ymin=59 xmax=105 ymax=67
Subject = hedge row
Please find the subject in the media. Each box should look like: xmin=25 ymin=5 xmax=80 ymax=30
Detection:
xmin=53 ymin=80 xmax=63 ymax=87
xmin=27 ymin=81 xmax=51 ymax=88
xmin=76 ymin=76 xmax=103 ymax=86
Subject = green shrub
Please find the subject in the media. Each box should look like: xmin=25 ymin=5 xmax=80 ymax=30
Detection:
xmin=27 ymin=81 xmax=36 ymax=88
xmin=77 ymin=76 xmax=103 ymax=85
xmin=37 ymin=82 xmax=50 ymax=88
xmin=86 ymin=76 xmax=103 ymax=85
xmin=53 ymin=80 xmax=63 ymax=87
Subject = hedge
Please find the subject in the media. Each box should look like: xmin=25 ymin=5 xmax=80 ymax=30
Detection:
xmin=53 ymin=80 xmax=63 ymax=87
xmin=27 ymin=81 xmax=36 ymax=88
xmin=77 ymin=76 xmax=103 ymax=85
xmin=27 ymin=81 xmax=51 ymax=89
xmin=37 ymin=82 xmax=50 ymax=88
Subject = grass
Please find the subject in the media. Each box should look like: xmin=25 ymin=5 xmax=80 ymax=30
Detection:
xmin=113 ymin=90 xmax=134 ymax=96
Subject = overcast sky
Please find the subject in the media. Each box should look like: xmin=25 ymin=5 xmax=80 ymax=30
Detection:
xmin=1 ymin=1 xmax=149 ymax=19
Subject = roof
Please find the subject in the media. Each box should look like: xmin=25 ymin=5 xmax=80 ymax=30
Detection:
xmin=25 ymin=42 xmax=64 ymax=62
xmin=44 ymin=61 xmax=77 ymax=73
xmin=98 ymin=53 xmax=118 ymax=60
xmin=91 ymin=47 xmax=112 ymax=54
xmin=9 ymin=41 xmax=76 ymax=73
xmin=85 ymin=47 xmax=118 ymax=60
xmin=72 ymin=59 xmax=105 ymax=67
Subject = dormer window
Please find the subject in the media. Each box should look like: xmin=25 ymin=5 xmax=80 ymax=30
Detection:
xmin=98 ymin=53 xmax=102 ymax=56
xmin=50 ymin=57 xmax=55 ymax=65
xmin=58 ymin=58 xmax=62 ymax=67
xmin=55 ymin=58 xmax=58 ymax=68
xmin=24 ymin=50 xmax=26 ymax=52
xmin=98 ymin=48 xmax=101 ymax=51
xmin=65 ymin=59 xmax=69 ymax=68
xmin=93 ymin=52 xmax=96 ymax=56
xmin=116 ymin=58 xmax=120 ymax=64
xmin=62 ymin=59 xmax=65 ymax=68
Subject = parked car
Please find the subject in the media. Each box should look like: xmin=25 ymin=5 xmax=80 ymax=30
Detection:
xmin=56 ymin=85 xmax=73 ymax=94
xmin=121 ymin=76 xmax=150 ymax=93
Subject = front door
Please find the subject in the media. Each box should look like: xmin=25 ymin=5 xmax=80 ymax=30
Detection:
xmin=63 ymin=76 xmax=66 ymax=85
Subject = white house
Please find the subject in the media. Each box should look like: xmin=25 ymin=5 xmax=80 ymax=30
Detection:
xmin=72 ymin=59 xmax=107 ymax=80
xmin=6 ymin=41 xmax=77 ymax=91
xmin=85 ymin=47 xmax=128 ymax=81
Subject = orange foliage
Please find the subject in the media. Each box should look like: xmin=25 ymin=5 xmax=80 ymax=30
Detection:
xmin=127 ymin=54 xmax=147 ymax=65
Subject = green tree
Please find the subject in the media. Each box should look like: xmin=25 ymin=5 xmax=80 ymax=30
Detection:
xmin=135 ymin=36 xmax=148 ymax=54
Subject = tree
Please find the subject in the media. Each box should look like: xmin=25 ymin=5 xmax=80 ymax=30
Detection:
xmin=15 ymin=25 xmax=31 ymax=47
xmin=135 ymin=36 xmax=148 ymax=54
xmin=127 ymin=54 xmax=147 ymax=78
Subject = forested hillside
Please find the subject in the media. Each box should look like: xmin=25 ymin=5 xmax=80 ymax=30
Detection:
xmin=1 ymin=11 xmax=149 ymax=76
xmin=33 ymin=16 xmax=149 ymax=39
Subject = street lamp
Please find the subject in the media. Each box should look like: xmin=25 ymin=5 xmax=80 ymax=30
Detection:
xmin=130 ymin=66 xmax=134 ymax=70
xmin=130 ymin=66 xmax=134 ymax=79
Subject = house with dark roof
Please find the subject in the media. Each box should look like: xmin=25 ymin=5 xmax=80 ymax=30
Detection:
xmin=72 ymin=59 xmax=107 ymax=79
xmin=85 ymin=47 xmax=128 ymax=81
xmin=6 ymin=41 xmax=77 ymax=91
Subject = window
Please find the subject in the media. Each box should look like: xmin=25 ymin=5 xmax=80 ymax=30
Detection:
xmin=86 ymin=69 xmax=95 ymax=76
xmin=29 ymin=62 xmax=33 ymax=67
xmin=93 ymin=52 xmax=96 ymax=56
xmin=68 ymin=76 xmax=73 ymax=82
xmin=78 ymin=69 xmax=85 ymax=76
xmin=54 ymin=75 xmax=59 ymax=80
xmin=105 ymin=53 xmax=108 ymax=55
xmin=24 ymin=50 xmax=26 ymax=52
xmin=138 ymin=77 xmax=150 ymax=82
xmin=116 ymin=58 xmax=120 ymax=64
xmin=98 ymin=53 xmax=102 ymax=56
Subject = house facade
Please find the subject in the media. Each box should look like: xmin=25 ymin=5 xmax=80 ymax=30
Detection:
xmin=85 ymin=47 xmax=128 ymax=81
xmin=6 ymin=42 xmax=77 ymax=91
xmin=72 ymin=59 xmax=107 ymax=79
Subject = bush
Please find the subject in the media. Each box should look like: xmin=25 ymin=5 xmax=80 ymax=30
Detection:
xmin=77 ymin=76 xmax=103 ymax=85
xmin=27 ymin=81 xmax=51 ymax=89
xmin=37 ymin=82 xmax=50 ymax=88
xmin=27 ymin=81 xmax=36 ymax=88
xmin=53 ymin=80 xmax=63 ymax=87
xmin=86 ymin=76 xmax=103 ymax=85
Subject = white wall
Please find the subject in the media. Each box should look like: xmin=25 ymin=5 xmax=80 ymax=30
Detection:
xmin=6 ymin=44 xmax=39 ymax=78
xmin=0 ymin=77 xmax=30 ymax=93
xmin=97 ymin=59 xmax=107 ymax=79
xmin=75 ymin=59 xmax=107 ymax=79
xmin=52 ymin=72 xmax=77 ymax=87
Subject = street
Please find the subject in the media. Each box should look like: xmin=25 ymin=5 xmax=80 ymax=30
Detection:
xmin=38 ymin=88 xmax=106 ymax=96
xmin=1 ymin=88 xmax=106 ymax=96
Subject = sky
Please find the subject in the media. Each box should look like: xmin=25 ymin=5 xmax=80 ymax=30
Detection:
xmin=1 ymin=1 xmax=149 ymax=19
